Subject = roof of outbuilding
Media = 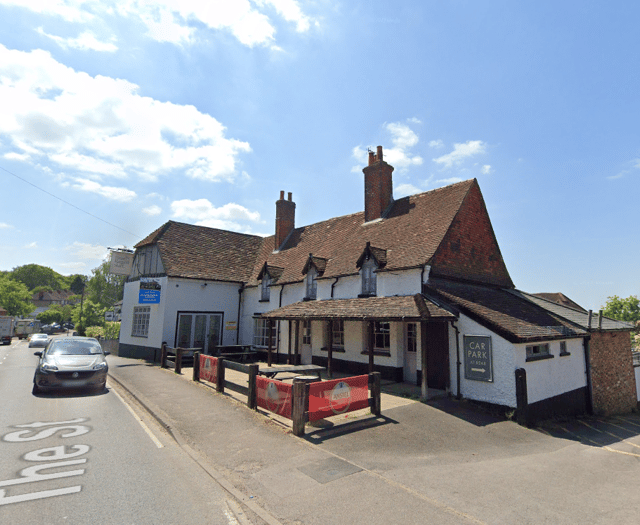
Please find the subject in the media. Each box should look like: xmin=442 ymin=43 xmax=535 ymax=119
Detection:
xmin=136 ymin=221 xmax=265 ymax=283
xmin=261 ymin=294 xmax=456 ymax=321
xmin=529 ymin=292 xmax=587 ymax=313
xmin=515 ymin=291 xmax=635 ymax=332
xmin=425 ymin=278 xmax=588 ymax=343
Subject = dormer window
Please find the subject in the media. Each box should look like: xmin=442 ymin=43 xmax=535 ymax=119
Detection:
xmin=361 ymin=258 xmax=377 ymax=296
xmin=356 ymin=242 xmax=386 ymax=298
xmin=305 ymin=267 xmax=317 ymax=300
xmin=261 ymin=273 xmax=271 ymax=301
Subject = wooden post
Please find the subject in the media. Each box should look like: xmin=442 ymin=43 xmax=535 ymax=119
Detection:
xmin=369 ymin=371 xmax=381 ymax=417
xmin=247 ymin=364 xmax=258 ymax=409
xmin=160 ymin=342 xmax=168 ymax=369
xmin=193 ymin=351 xmax=200 ymax=381
xmin=327 ymin=319 xmax=333 ymax=380
xmin=267 ymin=320 xmax=273 ymax=366
xmin=368 ymin=321 xmax=375 ymax=373
xmin=294 ymin=320 xmax=300 ymax=366
xmin=216 ymin=359 xmax=225 ymax=393
xmin=175 ymin=348 xmax=183 ymax=374
xmin=515 ymin=368 xmax=529 ymax=427
xmin=421 ymin=322 xmax=428 ymax=401
xmin=288 ymin=320 xmax=292 ymax=365
xmin=292 ymin=379 xmax=309 ymax=437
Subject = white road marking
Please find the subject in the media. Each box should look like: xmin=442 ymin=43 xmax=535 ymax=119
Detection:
xmin=112 ymin=388 xmax=163 ymax=449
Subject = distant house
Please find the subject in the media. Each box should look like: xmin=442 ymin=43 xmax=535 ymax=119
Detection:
xmin=119 ymin=146 xmax=636 ymax=422
xmin=31 ymin=290 xmax=76 ymax=308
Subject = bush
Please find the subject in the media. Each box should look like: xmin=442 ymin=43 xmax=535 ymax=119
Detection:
xmin=85 ymin=326 xmax=104 ymax=339
xmin=104 ymin=322 xmax=121 ymax=340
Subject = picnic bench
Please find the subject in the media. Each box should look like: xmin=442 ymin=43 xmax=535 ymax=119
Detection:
xmin=258 ymin=364 xmax=325 ymax=379
xmin=213 ymin=345 xmax=257 ymax=363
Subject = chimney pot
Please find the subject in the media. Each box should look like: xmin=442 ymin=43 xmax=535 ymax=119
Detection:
xmin=288 ymin=192 xmax=292 ymax=201
xmin=279 ymin=190 xmax=285 ymax=200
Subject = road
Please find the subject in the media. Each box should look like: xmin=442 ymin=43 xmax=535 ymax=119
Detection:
xmin=0 ymin=336 xmax=249 ymax=525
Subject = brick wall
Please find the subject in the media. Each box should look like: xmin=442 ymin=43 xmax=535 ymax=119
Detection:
xmin=430 ymin=181 xmax=514 ymax=287
xmin=589 ymin=331 xmax=637 ymax=415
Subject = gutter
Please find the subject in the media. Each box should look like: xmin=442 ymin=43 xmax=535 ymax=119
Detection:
xmin=451 ymin=320 xmax=462 ymax=400
xmin=236 ymin=283 xmax=244 ymax=345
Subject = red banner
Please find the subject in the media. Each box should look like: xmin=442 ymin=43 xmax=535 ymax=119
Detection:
xmin=199 ymin=354 xmax=218 ymax=384
xmin=256 ymin=377 xmax=293 ymax=419
xmin=308 ymin=375 xmax=370 ymax=422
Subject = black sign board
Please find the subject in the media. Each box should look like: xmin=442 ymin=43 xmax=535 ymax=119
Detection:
xmin=463 ymin=335 xmax=493 ymax=382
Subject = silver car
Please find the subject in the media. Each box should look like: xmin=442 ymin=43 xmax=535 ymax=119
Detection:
xmin=28 ymin=333 xmax=49 ymax=348
xmin=33 ymin=337 xmax=109 ymax=393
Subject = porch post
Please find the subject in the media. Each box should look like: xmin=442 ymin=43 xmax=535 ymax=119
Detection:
xmin=327 ymin=319 xmax=333 ymax=379
xmin=267 ymin=320 xmax=273 ymax=366
xmin=368 ymin=321 xmax=374 ymax=373
xmin=288 ymin=319 xmax=292 ymax=365
xmin=294 ymin=320 xmax=300 ymax=365
xmin=420 ymin=321 xmax=428 ymax=400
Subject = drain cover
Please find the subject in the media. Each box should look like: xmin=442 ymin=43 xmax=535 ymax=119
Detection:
xmin=297 ymin=457 xmax=362 ymax=484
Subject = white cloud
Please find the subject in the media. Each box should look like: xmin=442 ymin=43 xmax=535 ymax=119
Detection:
xmin=428 ymin=139 xmax=444 ymax=149
xmin=394 ymin=183 xmax=421 ymax=197
xmin=481 ymin=165 xmax=492 ymax=175
xmin=0 ymin=222 xmax=13 ymax=228
xmin=142 ymin=205 xmax=162 ymax=216
xmin=37 ymin=28 xmax=118 ymax=52
xmin=66 ymin=178 xmax=137 ymax=202
xmin=435 ymin=177 xmax=463 ymax=185
xmin=65 ymin=241 xmax=108 ymax=260
xmin=7 ymin=0 xmax=316 ymax=48
xmin=24 ymin=242 xmax=37 ymax=248
xmin=351 ymin=120 xmax=423 ymax=172
xmin=0 ymin=45 xmax=251 ymax=184
xmin=58 ymin=261 xmax=87 ymax=272
xmin=171 ymin=199 xmax=262 ymax=231
xmin=433 ymin=140 xmax=486 ymax=169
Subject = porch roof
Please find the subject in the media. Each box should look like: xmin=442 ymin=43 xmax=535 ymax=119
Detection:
xmin=260 ymin=294 xmax=456 ymax=322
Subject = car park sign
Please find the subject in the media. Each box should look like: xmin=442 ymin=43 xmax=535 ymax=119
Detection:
xmin=463 ymin=335 xmax=493 ymax=382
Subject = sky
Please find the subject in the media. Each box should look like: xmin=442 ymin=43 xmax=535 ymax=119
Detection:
xmin=0 ymin=0 xmax=638 ymax=311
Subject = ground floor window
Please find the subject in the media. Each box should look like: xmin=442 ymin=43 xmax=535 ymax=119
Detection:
xmin=176 ymin=312 xmax=222 ymax=353
xmin=132 ymin=306 xmax=151 ymax=337
xmin=331 ymin=319 xmax=344 ymax=348
xmin=254 ymin=318 xmax=276 ymax=348
xmin=526 ymin=343 xmax=551 ymax=361
xmin=407 ymin=323 xmax=417 ymax=353
xmin=302 ymin=320 xmax=311 ymax=345
xmin=374 ymin=321 xmax=390 ymax=351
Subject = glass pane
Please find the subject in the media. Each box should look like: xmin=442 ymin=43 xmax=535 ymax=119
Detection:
xmin=207 ymin=315 xmax=221 ymax=353
xmin=193 ymin=315 xmax=206 ymax=349
xmin=177 ymin=314 xmax=192 ymax=347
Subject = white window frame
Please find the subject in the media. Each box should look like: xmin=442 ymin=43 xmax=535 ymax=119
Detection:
xmin=302 ymin=320 xmax=311 ymax=345
xmin=131 ymin=306 xmax=151 ymax=337
xmin=407 ymin=323 xmax=417 ymax=353
xmin=253 ymin=318 xmax=276 ymax=348
xmin=305 ymin=267 xmax=317 ymax=300
xmin=361 ymin=258 xmax=377 ymax=296
xmin=373 ymin=321 xmax=390 ymax=351
xmin=526 ymin=343 xmax=550 ymax=360
xmin=261 ymin=274 xmax=270 ymax=301
xmin=331 ymin=319 xmax=344 ymax=349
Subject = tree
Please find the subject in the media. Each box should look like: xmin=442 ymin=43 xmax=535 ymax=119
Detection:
xmin=601 ymin=295 xmax=640 ymax=324
xmin=0 ymin=275 xmax=34 ymax=317
xmin=72 ymin=300 xmax=106 ymax=332
xmin=86 ymin=257 xmax=125 ymax=309
xmin=10 ymin=264 xmax=65 ymax=291
xmin=37 ymin=304 xmax=73 ymax=325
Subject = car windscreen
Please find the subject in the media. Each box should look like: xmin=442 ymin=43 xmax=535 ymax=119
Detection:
xmin=47 ymin=341 xmax=103 ymax=355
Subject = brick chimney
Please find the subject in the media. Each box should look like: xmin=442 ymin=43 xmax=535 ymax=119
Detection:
xmin=275 ymin=190 xmax=295 ymax=250
xmin=363 ymin=145 xmax=394 ymax=222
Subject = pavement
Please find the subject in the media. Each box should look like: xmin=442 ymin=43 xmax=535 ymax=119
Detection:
xmin=107 ymin=354 xmax=640 ymax=525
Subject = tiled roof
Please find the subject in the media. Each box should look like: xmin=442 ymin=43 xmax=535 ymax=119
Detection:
xmin=426 ymin=279 xmax=587 ymax=343
xmin=248 ymin=179 xmax=478 ymax=287
xmin=530 ymin=292 xmax=587 ymax=313
xmin=261 ymin=294 xmax=456 ymax=321
xmin=137 ymin=221 xmax=265 ymax=282
xmin=516 ymin=291 xmax=635 ymax=332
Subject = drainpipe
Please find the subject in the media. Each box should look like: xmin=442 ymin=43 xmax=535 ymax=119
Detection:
xmin=452 ymin=320 xmax=462 ymax=400
xmin=236 ymin=283 xmax=244 ymax=345
xmin=331 ymin=277 xmax=339 ymax=298
xmin=583 ymin=334 xmax=594 ymax=414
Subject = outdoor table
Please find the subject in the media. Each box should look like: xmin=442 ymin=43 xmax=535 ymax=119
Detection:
xmin=258 ymin=364 xmax=325 ymax=379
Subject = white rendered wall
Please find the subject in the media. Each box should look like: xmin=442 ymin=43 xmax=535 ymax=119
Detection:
xmin=451 ymin=315 xmax=517 ymax=408
xmin=119 ymin=277 xmax=168 ymax=350
xmin=635 ymin=366 xmax=640 ymax=402
xmin=517 ymin=339 xmax=586 ymax=404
